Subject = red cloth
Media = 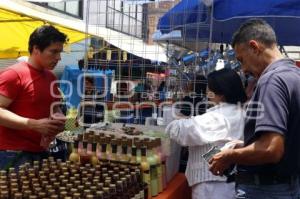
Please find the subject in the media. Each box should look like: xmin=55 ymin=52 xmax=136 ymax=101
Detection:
xmin=0 ymin=62 xmax=59 ymax=152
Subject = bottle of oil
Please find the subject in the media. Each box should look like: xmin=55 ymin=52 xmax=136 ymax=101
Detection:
xmin=90 ymin=142 xmax=99 ymax=166
xmin=110 ymin=139 xmax=119 ymax=168
xmin=69 ymin=139 xmax=80 ymax=163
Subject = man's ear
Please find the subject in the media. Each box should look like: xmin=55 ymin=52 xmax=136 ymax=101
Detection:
xmin=32 ymin=45 xmax=40 ymax=55
xmin=248 ymin=40 xmax=262 ymax=54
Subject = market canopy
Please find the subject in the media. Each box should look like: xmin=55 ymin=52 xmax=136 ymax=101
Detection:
xmin=0 ymin=0 xmax=167 ymax=62
xmin=0 ymin=8 xmax=86 ymax=59
xmin=156 ymin=0 xmax=300 ymax=50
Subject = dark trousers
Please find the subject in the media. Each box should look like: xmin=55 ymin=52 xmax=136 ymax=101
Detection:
xmin=0 ymin=150 xmax=49 ymax=170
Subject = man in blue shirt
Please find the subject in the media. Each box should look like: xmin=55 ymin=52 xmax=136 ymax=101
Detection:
xmin=209 ymin=19 xmax=300 ymax=198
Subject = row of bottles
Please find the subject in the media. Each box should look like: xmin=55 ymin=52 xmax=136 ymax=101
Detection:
xmin=0 ymin=157 xmax=147 ymax=199
xmin=69 ymin=130 xmax=167 ymax=198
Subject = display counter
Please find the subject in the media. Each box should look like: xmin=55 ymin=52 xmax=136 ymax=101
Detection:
xmin=155 ymin=173 xmax=191 ymax=199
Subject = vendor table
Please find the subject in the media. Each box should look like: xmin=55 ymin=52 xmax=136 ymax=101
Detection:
xmin=154 ymin=173 xmax=191 ymax=199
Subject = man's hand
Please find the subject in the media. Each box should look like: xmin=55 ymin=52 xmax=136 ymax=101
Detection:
xmin=209 ymin=132 xmax=285 ymax=176
xmin=28 ymin=117 xmax=65 ymax=136
xmin=209 ymin=149 xmax=234 ymax=176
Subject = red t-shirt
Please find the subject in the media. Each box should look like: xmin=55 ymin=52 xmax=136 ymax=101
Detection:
xmin=0 ymin=62 xmax=60 ymax=152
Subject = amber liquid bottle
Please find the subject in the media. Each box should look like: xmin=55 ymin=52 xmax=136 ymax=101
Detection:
xmin=110 ymin=139 xmax=119 ymax=168
xmin=90 ymin=142 xmax=99 ymax=166
xmin=121 ymin=139 xmax=130 ymax=162
xmin=129 ymin=146 xmax=140 ymax=168
xmin=69 ymin=139 xmax=80 ymax=163
xmin=100 ymin=137 xmax=109 ymax=167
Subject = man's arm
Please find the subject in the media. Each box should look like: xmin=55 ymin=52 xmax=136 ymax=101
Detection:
xmin=209 ymin=132 xmax=284 ymax=175
xmin=0 ymin=94 xmax=65 ymax=135
xmin=0 ymin=94 xmax=30 ymax=130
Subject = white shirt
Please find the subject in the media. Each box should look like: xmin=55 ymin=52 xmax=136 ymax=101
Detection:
xmin=165 ymin=103 xmax=245 ymax=186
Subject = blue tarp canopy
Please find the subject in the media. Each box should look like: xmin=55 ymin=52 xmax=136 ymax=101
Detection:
xmin=60 ymin=65 xmax=114 ymax=108
xmin=157 ymin=0 xmax=300 ymax=49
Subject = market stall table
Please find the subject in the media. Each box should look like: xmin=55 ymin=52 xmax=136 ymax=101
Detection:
xmin=154 ymin=173 xmax=191 ymax=199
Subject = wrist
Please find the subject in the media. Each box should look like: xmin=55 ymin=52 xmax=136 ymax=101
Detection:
xmin=27 ymin=118 xmax=37 ymax=130
xmin=225 ymin=149 xmax=236 ymax=165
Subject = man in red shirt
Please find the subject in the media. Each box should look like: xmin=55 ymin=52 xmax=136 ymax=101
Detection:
xmin=0 ymin=25 xmax=67 ymax=169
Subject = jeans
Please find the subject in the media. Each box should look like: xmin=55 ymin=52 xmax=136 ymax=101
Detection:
xmin=236 ymin=181 xmax=300 ymax=199
xmin=0 ymin=151 xmax=49 ymax=170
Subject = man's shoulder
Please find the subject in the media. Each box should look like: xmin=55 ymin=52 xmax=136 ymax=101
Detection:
xmin=5 ymin=62 xmax=28 ymax=73
xmin=0 ymin=62 xmax=26 ymax=78
xmin=260 ymin=60 xmax=300 ymax=85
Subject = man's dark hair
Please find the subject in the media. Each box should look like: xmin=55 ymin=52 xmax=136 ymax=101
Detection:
xmin=28 ymin=25 xmax=68 ymax=53
xmin=208 ymin=68 xmax=247 ymax=104
xmin=232 ymin=19 xmax=277 ymax=48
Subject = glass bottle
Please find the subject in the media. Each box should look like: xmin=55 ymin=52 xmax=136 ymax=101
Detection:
xmin=116 ymin=180 xmax=126 ymax=199
xmin=90 ymin=142 xmax=99 ymax=166
xmin=96 ymin=191 xmax=104 ymax=199
xmin=109 ymin=184 xmax=117 ymax=198
xmin=120 ymin=138 xmax=130 ymax=164
xmin=129 ymin=146 xmax=140 ymax=169
xmin=77 ymin=133 xmax=84 ymax=154
xmin=110 ymin=139 xmax=119 ymax=168
xmin=131 ymin=172 xmax=141 ymax=199
xmin=100 ymin=137 xmax=109 ymax=166
xmin=73 ymin=193 xmax=81 ymax=199
xmin=80 ymin=140 xmax=90 ymax=165
xmin=135 ymin=169 xmax=147 ymax=199
xmin=146 ymin=141 xmax=158 ymax=197
xmin=140 ymin=146 xmax=151 ymax=199
xmin=155 ymin=138 xmax=166 ymax=190
xmin=134 ymin=139 xmax=142 ymax=164
xmin=102 ymin=187 xmax=110 ymax=199
xmin=69 ymin=139 xmax=80 ymax=163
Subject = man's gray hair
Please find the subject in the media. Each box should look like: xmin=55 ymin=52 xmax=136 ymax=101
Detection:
xmin=232 ymin=19 xmax=277 ymax=47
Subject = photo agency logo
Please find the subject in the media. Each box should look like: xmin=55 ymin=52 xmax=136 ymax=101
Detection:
xmin=50 ymin=75 xmax=265 ymax=126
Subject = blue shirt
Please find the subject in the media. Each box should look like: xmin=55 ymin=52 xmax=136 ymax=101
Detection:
xmin=238 ymin=58 xmax=300 ymax=176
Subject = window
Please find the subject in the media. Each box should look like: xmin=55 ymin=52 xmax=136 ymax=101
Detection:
xmin=106 ymin=0 xmax=143 ymax=38
xmin=34 ymin=0 xmax=83 ymax=19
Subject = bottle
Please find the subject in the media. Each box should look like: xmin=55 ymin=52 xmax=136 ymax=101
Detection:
xmin=87 ymin=134 xmax=94 ymax=156
xmin=100 ymin=137 xmax=109 ymax=166
xmin=109 ymin=184 xmax=117 ymax=198
xmin=130 ymin=172 xmax=141 ymax=199
xmin=129 ymin=146 xmax=140 ymax=168
xmin=13 ymin=192 xmax=22 ymax=199
xmin=110 ymin=139 xmax=119 ymax=168
xmin=153 ymin=139 xmax=163 ymax=193
xmin=90 ymin=142 xmax=99 ymax=166
xmin=120 ymin=138 xmax=130 ymax=164
xmin=77 ymin=133 xmax=84 ymax=154
xmin=135 ymin=169 xmax=147 ymax=199
xmin=80 ymin=140 xmax=90 ymax=165
xmin=102 ymin=187 xmax=110 ymax=199
xmin=155 ymin=138 xmax=167 ymax=190
xmin=134 ymin=139 xmax=142 ymax=164
xmin=69 ymin=139 xmax=80 ymax=163
xmin=146 ymin=141 xmax=158 ymax=197
xmin=151 ymin=139 xmax=163 ymax=193
xmin=140 ymin=146 xmax=151 ymax=199
xmin=116 ymin=181 xmax=126 ymax=199
xmin=96 ymin=191 xmax=104 ymax=199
